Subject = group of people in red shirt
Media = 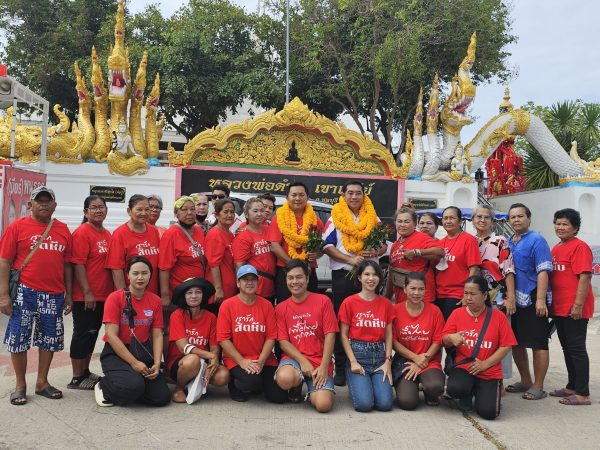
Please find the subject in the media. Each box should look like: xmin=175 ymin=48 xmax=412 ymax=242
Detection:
xmin=0 ymin=183 xmax=594 ymax=418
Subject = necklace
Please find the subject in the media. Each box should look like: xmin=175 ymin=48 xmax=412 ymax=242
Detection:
xmin=406 ymin=301 xmax=424 ymax=317
xmin=466 ymin=306 xmax=485 ymax=322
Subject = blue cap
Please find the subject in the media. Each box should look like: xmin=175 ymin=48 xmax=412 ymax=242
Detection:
xmin=236 ymin=264 xmax=258 ymax=280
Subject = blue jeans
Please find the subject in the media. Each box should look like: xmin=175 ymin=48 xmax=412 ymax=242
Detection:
xmin=346 ymin=340 xmax=394 ymax=412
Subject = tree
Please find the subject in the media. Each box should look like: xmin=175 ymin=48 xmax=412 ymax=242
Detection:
xmin=517 ymin=100 xmax=600 ymax=190
xmin=266 ymin=0 xmax=516 ymax=149
xmin=0 ymin=0 xmax=115 ymax=117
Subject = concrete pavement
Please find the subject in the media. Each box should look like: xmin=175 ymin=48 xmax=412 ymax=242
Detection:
xmin=0 ymin=312 xmax=599 ymax=450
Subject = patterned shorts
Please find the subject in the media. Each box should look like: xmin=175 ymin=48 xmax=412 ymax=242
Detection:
xmin=4 ymin=283 xmax=65 ymax=353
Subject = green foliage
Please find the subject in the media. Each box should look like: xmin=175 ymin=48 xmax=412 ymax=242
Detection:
xmin=517 ymin=100 xmax=600 ymax=190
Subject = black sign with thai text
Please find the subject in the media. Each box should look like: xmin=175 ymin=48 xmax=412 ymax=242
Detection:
xmin=90 ymin=185 xmax=126 ymax=203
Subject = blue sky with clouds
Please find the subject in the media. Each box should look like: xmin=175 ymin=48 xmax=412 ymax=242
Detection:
xmin=130 ymin=0 xmax=599 ymax=143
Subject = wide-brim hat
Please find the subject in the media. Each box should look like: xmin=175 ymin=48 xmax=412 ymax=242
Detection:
xmin=172 ymin=277 xmax=215 ymax=309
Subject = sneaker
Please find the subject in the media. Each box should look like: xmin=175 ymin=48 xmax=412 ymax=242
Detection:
xmin=333 ymin=370 xmax=346 ymax=387
xmin=288 ymin=384 xmax=303 ymax=403
xmin=228 ymin=381 xmax=248 ymax=402
xmin=94 ymin=381 xmax=114 ymax=407
xmin=458 ymin=396 xmax=473 ymax=412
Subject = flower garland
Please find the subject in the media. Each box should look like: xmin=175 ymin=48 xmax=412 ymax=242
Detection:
xmin=276 ymin=202 xmax=317 ymax=260
xmin=331 ymin=195 xmax=377 ymax=254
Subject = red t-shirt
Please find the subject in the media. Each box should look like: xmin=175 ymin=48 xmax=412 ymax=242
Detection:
xmin=166 ymin=308 xmax=217 ymax=373
xmin=216 ymin=295 xmax=278 ymax=369
xmin=102 ymin=289 xmax=164 ymax=345
xmin=205 ymin=226 xmax=236 ymax=303
xmin=338 ymin=294 xmax=395 ymax=342
xmin=393 ymin=302 xmax=445 ymax=373
xmin=233 ymin=227 xmax=276 ymax=298
xmin=0 ymin=217 xmax=72 ymax=294
xmin=70 ymin=223 xmax=113 ymax=301
xmin=551 ymin=238 xmax=595 ymax=319
xmin=435 ymin=232 xmax=482 ymax=299
xmin=105 ymin=223 xmax=160 ymax=295
xmin=442 ymin=307 xmax=517 ymax=380
xmin=267 ymin=214 xmax=323 ymax=268
xmin=159 ymin=224 xmax=206 ymax=296
xmin=276 ymin=293 xmax=339 ymax=374
xmin=390 ymin=231 xmax=439 ymax=303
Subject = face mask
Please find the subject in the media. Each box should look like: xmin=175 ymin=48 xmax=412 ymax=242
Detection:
xmin=196 ymin=214 xmax=207 ymax=222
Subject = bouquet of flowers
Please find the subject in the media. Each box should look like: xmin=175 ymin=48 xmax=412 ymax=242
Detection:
xmin=305 ymin=225 xmax=324 ymax=253
xmin=363 ymin=223 xmax=393 ymax=251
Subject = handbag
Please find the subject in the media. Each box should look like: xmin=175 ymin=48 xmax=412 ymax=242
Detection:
xmin=8 ymin=219 xmax=55 ymax=300
xmin=389 ymin=267 xmax=411 ymax=289
xmin=444 ymin=306 xmax=492 ymax=375
xmin=123 ymin=289 xmax=156 ymax=367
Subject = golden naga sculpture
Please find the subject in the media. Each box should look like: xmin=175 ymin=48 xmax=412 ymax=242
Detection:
xmin=168 ymin=97 xmax=401 ymax=178
xmin=91 ymin=46 xmax=111 ymax=162
xmin=0 ymin=107 xmax=42 ymax=163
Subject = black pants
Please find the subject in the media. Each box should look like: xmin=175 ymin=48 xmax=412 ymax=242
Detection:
xmin=70 ymin=302 xmax=105 ymax=359
xmin=99 ymin=343 xmax=170 ymax=407
xmin=447 ymin=368 xmax=501 ymax=420
xmin=556 ymin=316 xmax=590 ymax=396
xmin=274 ymin=266 xmax=319 ymax=304
xmin=229 ymin=365 xmax=288 ymax=404
xmin=332 ymin=269 xmax=361 ymax=372
xmin=395 ymin=368 xmax=445 ymax=410
xmin=435 ymin=298 xmax=460 ymax=370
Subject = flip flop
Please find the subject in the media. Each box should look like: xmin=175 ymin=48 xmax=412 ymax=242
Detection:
xmin=506 ymin=382 xmax=529 ymax=393
xmin=35 ymin=386 xmax=63 ymax=400
xmin=10 ymin=391 xmax=27 ymax=406
xmin=559 ymin=394 xmax=591 ymax=406
xmin=522 ymin=387 xmax=547 ymax=400
xmin=67 ymin=375 xmax=96 ymax=390
xmin=549 ymin=388 xmax=573 ymax=398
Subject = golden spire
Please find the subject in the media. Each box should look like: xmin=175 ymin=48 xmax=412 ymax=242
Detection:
xmin=413 ymin=87 xmax=424 ymax=137
xmin=115 ymin=0 xmax=125 ymax=48
xmin=499 ymin=86 xmax=513 ymax=112
xmin=426 ymin=73 xmax=439 ymax=134
xmin=460 ymin=32 xmax=477 ymax=71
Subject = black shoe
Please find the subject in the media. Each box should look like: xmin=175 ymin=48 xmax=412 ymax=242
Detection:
xmin=288 ymin=384 xmax=303 ymax=403
xmin=228 ymin=381 xmax=248 ymax=402
xmin=333 ymin=370 xmax=346 ymax=387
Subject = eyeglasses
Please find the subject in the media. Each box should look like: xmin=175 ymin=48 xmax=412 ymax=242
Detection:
xmin=87 ymin=206 xmax=106 ymax=212
xmin=149 ymin=205 xmax=162 ymax=211
xmin=474 ymin=215 xmax=492 ymax=221
xmin=212 ymin=194 xmax=226 ymax=200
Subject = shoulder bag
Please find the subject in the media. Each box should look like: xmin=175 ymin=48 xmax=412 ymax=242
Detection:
xmin=175 ymin=223 xmax=206 ymax=270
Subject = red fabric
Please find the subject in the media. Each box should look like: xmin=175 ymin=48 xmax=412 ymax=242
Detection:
xmin=393 ymin=302 xmax=445 ymax=373
xmin=205 ymin=227 xmax=236 ymax=303
xmin=338 ymin=294 xmax=395 ymax=342
xmin=166 ymin=308 xmax=217 ymax=374
xmin=389 ymin=231 xmax=439 ymax=303
xmin=551 ymin=238 xmax=595 ymax=319
xmin=158 ymin=225 xmax=206 ymax=296
xmin=216 ymin=295 xmax=278 ymax=369
xmin=276 ymin=293 xmax=339 ymax=374
xmin=233 ymin=227 xmax=276 ymax=298
xmin=105 ymin=223 xmax=160 ymax=295
xmin=70 ymin=223 xmax=113 ymax=301
xmin=442 ymin=307 xmax=516 ymax=380
xmin=0 ymin=217 xmax=72 ymax=294
xmin=102 ymin=289 xmax=163 ymax=345
xmin=435 ymin=232 xmax=481 ymax=299
xmin=267 ymin=214 xmax=323 ymax=268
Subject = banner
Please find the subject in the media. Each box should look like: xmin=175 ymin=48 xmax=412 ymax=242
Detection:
xmin=1 ymin=166 xmax=47 ymax=235
xmin=179 ymin=166 xmax=404 ymax=221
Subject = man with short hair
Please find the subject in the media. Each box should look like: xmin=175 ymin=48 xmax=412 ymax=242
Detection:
xmin=322 ymin=180 xmax=386 ymax=386
xmin=506 ymin=203 xmax=552 ymax=400
xmin=207 ymin=184 xmax=242 ymax=233
xmin=0 ymin=186 xmax=73 ymax=405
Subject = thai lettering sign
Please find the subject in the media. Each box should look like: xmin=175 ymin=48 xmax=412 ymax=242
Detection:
xmin=1 ymin=166 xmax=46 ymax=234
xmin=90 ymin=186 xmax=126 ymax=203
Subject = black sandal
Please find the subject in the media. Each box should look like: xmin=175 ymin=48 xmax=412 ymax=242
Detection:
xmin=10 ymin=391 xmax=27 ymax=406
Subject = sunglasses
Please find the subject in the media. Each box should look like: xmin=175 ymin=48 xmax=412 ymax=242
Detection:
xmin=212 ymin=194 xmax=226 ymax=200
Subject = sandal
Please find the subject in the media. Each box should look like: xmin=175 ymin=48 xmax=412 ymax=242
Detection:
xmin=35 ymin=385 xmax=63 ymax=400
xmin=67 ymin=375 xmax=96 ymax=390
xmin=522 ymin=387 xmax=547 ymax=400
xmin=550 ymin=388 xmax=573 ymax=398
xmin=85 ymin=370 xmax=101 ymax=383
xmin=559 ymin=394 xmax=591 ymax=406
xmin=10 ymin=391 xmax=27 ymax=406
xmin=506 ymin=382 xmax=529 ymax=393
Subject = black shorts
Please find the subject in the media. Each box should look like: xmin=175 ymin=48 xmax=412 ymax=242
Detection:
xmin=512 ymin=304 xmax=549 ymax=350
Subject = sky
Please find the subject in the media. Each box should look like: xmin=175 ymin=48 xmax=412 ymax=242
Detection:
xmin=131 ymin=0 xmax=600 ymax=143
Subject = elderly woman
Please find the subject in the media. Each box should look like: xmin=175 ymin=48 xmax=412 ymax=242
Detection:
xmin=216 ymin=265 xmax=287 ymax=403
xmin=392 ymin=272 xmax=445 ymax=410
xmin=167 ymin=278 xmax=230 ymax=403
xmin=385 ymin=207 xmax=444 ymax=303
xmin=443 ymin=275 xmax=516 ymax=420
xmin=94 ymin=256 xmax=170 ymax=407
xmin=147 ymin=194 xmax=167 ymax=237
xmin=549 ymin=208 xmax=594 ymax=406
xmin=106 ymin=194 xmax=160 ymax=295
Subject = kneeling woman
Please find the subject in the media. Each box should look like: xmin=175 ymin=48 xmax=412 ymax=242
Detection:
xmin=339 ymin=261 xmax=395 ymax=412
xmin=443 ymin=275 xmax=516 ymax=420
xmin=217 ymin=265 xmax=288 ymax=403
xmin=167 ymin=278 xmax=230 ymax=403
xmin=95 ymin=256 xmax=170 ymax=407
xmin=393 ymin=272 xmax=445 ymax=410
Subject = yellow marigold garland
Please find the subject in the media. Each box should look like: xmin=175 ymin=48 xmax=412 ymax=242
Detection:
xmin=276 ymin=202 xmax=317 ymax=260
xmin=331 ymin=195 xmax=377 ymax=254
